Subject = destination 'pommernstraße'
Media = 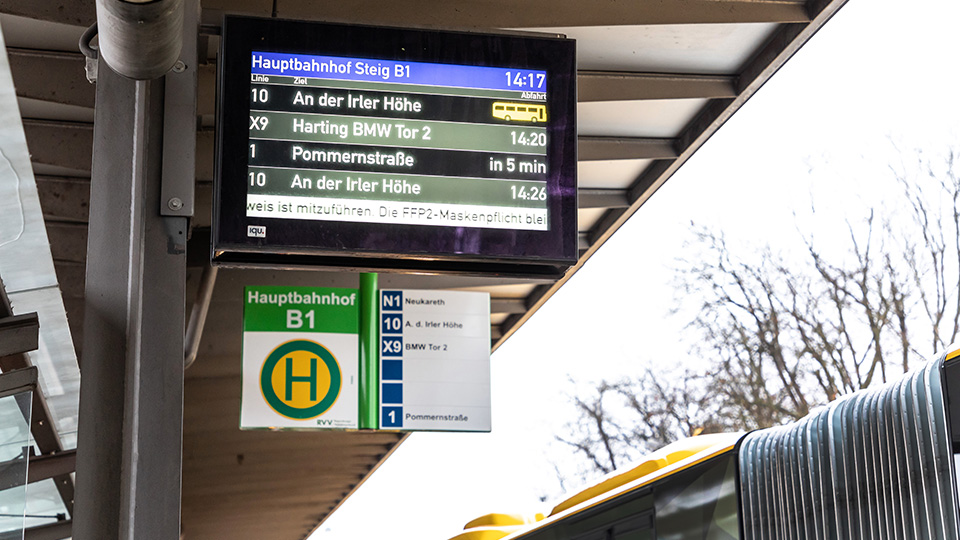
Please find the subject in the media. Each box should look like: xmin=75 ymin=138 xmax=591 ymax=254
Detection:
xmin=244 ymin=51 xmax=553 ymax=231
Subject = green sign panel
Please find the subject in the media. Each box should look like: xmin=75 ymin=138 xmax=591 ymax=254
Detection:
xmin=243 ymin=286 xmax=359 ymax=332
xmin=240 ymin=286 xmax=360 ymax=429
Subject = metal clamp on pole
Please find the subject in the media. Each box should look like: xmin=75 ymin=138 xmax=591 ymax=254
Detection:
xmin=95 ymin=0 xmax=185 ymax=80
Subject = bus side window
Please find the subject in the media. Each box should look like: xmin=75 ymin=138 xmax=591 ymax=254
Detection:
xmin=656 ymin=454 xmax=738 ymax=538
xmin=518 ymin=107 xmax=527 ymax=112
xmin=507 ymin=106 xmax=515 ymax=111
xmin=495 ymin=105 xmax=504 ymax=111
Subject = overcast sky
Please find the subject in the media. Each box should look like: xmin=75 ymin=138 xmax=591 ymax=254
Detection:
xmin=313 ymin=0 xmax=960 ymax=537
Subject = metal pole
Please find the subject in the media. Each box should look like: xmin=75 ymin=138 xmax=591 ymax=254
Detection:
xmin=358 ymin=273 xmax=379 ymax=429
xmin=73 ymin=57 xmax=186 ymax=540
xmin=184 ymin=265 xmax=218 ymax=370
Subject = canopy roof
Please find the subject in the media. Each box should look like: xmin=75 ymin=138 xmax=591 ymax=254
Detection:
xmin=0 ymin=0 xmax=847 ymax=538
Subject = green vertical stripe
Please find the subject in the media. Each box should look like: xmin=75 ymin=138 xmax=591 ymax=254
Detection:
xmin=358 ymin=273 xmax=379 ymax=429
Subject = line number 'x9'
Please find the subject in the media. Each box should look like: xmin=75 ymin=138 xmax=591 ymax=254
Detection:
xmin=250 ymin=116 xmax=269 ymax=130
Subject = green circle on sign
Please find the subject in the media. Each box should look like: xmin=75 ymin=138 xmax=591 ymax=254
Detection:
xmin=260 ymin=340 xmax=342 ymax=420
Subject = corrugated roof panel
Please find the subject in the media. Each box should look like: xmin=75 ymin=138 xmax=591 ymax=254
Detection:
xmin=534 ymin=23 xmax=780 ymax=73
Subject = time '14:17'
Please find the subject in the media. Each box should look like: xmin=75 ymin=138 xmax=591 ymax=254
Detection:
xmin=505 ymin=71 xmax=546 ymax=89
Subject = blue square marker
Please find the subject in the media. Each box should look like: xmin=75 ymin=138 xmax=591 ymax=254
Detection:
xmin=382 ymin=313 xmax=403 ymax=335
xmin=381 ymin=336 xmax=403 ymax=357
xmin=382 ymin=290 xmax=403 ymax=311
xmin=382 ymin=383 xmax=403 ymax=404
xmin=382 ymin=360 xmax=403 ymax=381
xmin=382 ymin=406 xmax=403 ymax=428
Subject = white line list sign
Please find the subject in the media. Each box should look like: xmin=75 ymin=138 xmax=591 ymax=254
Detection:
xmin=379 ymin=289 xmax=491 ymax=431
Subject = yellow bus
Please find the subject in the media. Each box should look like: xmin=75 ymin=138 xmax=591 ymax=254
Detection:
xmin=446 ymin=345 xmax=960 ymax=540
xmin=492 ymin=102 xmax=547 ymax=123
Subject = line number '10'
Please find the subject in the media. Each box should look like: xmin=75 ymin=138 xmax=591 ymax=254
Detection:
xmin=249 ymin=172 xmax=266 ymax=187
xmin=251 ymin=88 xmax=269 ymax=103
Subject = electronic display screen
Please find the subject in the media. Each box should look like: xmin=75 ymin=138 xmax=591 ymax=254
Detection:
xmin=213 ymin=16 xmax=577 ymax=276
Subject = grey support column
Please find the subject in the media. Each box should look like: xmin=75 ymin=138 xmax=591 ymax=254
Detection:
xmin=73 ymin=57 xmax=187 ymax=540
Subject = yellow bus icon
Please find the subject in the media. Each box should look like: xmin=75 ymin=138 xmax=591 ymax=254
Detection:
xmin=493 ymin=102 xmax=547 ymax=123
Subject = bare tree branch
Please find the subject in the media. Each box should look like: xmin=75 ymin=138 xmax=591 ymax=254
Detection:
xmin=559 ymin=143 xmax=960 ymax=482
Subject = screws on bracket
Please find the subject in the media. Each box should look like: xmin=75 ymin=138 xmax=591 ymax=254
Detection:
xmin=172 ymin=61 xmax=186 ymax=73
xmin=167 ymin=197 xmax=184 ymax=211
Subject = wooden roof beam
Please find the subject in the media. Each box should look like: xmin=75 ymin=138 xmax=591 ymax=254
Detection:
xmin=578 ymin=189 xmax=629 ymax=209
xmin=11 ymin=51 xmax=737 ymax=115
xmin=2 ymin=0 xmax=810 ymax=29
xmin=237 ymin=0 xmax=812 ymax=27
xmin=23 ymin=120 xmax=93 ymax=174
xmin=579 ymin=137 xmax=678 ymax=161
xmin=0 ymin=0 xmax=95 ymax=27
xmin=8 ymin=48 xmax=94 ymax=109
xmin=578 ymin=71 xmax=737 ymax=102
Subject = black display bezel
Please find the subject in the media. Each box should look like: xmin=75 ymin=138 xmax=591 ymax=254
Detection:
xmin=212 ymin=16 xmax=577 ymax=277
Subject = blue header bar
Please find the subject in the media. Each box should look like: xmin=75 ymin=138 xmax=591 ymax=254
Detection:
xmin=252 ymin=51 xmax=547 ymax=93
